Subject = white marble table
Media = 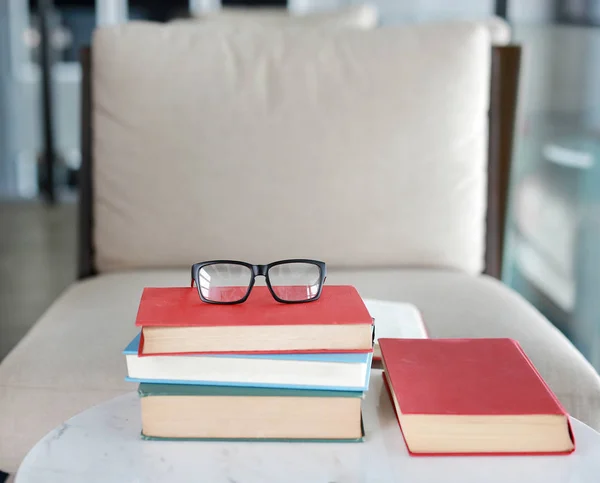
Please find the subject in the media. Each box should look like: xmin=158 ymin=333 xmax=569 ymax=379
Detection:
xmin=16 ymin=371 xmax=600 ymax=483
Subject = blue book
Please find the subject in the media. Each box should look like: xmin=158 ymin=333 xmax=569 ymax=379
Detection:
xmin=124 ymin=334 xmax=372 ymax=391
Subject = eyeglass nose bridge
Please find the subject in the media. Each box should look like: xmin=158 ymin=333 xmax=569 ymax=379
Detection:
xmin=253 ymin=265 xmax=268 ymax=277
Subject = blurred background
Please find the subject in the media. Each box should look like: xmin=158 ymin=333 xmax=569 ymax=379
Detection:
xmin=0 ymin=0 xmax=599 ymax=370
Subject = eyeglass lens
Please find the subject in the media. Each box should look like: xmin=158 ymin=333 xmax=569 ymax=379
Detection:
xmin=268 ymin=262 xmax=321 ymax=302
xmin=198 ymin=263 xmax=252 ymax=303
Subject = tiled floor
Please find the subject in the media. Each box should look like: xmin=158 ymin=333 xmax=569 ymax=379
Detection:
xmin=0 ymin=201 xmax=76 ymax=361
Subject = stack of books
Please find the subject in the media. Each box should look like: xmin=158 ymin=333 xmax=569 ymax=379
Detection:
xmin=124 ymin=285 xmax=374 ymax=441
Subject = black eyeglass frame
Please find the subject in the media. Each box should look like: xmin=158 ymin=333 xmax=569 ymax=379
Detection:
xmin=190 ymin=259 xmax=327 ymax=305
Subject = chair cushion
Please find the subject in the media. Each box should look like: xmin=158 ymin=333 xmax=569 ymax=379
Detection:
xmin=92 ymin=21 xmax=490 ymax=274
xmin=2 ymin=269 xmax=599 ymax=472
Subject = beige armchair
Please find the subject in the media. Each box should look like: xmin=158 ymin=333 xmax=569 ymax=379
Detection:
xmin=1 ymin=19 xmax=599 ymax=474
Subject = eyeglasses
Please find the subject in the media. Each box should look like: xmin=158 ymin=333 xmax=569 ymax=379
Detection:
xmin=190 ymin=259 xmax=327 ymax=304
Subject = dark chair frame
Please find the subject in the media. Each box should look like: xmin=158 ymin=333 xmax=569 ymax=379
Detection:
xmin=77 ymin=45 xmax=521 ymax=280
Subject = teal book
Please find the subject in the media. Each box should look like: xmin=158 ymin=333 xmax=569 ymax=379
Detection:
xmin=139 ymin=383 xmax=364 ymax=442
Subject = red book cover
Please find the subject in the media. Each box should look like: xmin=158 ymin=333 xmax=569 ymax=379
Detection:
xmin=135 ymin=285 xmax=372 ymax=328
xmin=379 ymin=338 xmax=575 ymax=456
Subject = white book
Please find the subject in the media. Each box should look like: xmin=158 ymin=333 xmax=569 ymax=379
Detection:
xmin=362 ymin=299 xmax=428 ymax=360
xmin=124 ymin=334 xmax=372 ymax=391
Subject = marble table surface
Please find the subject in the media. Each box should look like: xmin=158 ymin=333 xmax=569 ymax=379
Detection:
xmin=16 ymin=370 xmax=600 ymax=483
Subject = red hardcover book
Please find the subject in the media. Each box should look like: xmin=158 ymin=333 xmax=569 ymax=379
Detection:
xmin=136 ymin=285 xmax=373 ymax=355
xmin=379 ymin=338 xmax=575 ymax=456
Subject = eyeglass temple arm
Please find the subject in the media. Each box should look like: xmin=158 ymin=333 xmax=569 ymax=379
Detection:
xmin=190 ymin=266 xmax=196 ymax=288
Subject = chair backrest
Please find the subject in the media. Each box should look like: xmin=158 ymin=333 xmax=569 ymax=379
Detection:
xmin=79 ymin=21 xmax=520 ymax=278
